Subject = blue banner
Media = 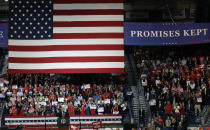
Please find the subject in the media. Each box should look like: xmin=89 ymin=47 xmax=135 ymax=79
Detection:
xmin=0 ymin=23 xmax=8 ymax=47
xmin=124 ymin=22 xmax=210 ymax=46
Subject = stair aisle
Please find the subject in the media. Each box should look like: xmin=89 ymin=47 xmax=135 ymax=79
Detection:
xmin=124 ymin=53 xmax=135 ymax=124
xmin=130 ymin=53 xmax=151 ymax=127
xmin=130 ymin=85 xmax=140 ymax=125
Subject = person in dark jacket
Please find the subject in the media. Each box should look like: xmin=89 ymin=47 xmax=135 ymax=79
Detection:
xmin=75 ymin=106 xmax=81 ymax=115
xmin=104 ymin=103 xmax=112 ymax=114
xmin=139 ymin=106 xmax=145 ymax=127
xmin=121 ymin=102 xmax=129 ymax=124
xmin=177 ymin=121 xmax=184 ymax=130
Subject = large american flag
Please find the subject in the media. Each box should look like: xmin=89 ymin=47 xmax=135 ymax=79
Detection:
xmin=8 ymin=0 xmax=124 ymax=73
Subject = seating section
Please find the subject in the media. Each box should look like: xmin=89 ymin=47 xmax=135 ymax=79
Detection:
xmin=134 ymin=45 xmax=210 ymax=129
xmin=0 ymin=74 xmax=130 ymax=118
xmin=0 ymin=45 xmax=209 ymax=129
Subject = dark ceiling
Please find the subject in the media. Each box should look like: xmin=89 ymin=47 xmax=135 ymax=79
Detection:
xmin=0 ymin=0 xmax=210 ymax=22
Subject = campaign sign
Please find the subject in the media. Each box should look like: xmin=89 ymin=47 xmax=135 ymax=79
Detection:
xmin=0 ymin=23 xmax=8 ymax=46
xmin=124 ymin=22 xmax=210 ymax=46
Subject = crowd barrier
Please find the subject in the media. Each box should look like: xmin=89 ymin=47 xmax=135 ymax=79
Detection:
xmin=5 ymin=115 xmax=122 ymax=127
xmin=187 ymin=127 xmax=210 ymax=130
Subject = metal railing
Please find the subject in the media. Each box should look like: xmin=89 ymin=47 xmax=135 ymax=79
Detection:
xmin=0 ymin=98 xmax=5 ymax=127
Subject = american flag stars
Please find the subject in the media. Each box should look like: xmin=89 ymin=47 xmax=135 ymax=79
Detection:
xmin=9 ymin=0 xmax=53 ymax=39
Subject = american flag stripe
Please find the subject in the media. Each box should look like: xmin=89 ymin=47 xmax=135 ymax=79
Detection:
xmin=9 ymin=57 xmax=124 ymax=63
xmin=54 ymin=4 xmax=123 ymax=10
xmin=53 ymin=33 xmax=123 ymax=39
xmin=53 ymin=27 xmax=123 ymax=33
xmin=53 ymin=15 xmax=123 ymax=22
xmin=53 ymin=21 xmax=123 ymax=27
xmin=54 ymin=0 xmax=123 ymax=3
xmin=54 ymin=10 xmax=124 ymax=15
xmin=9 ymin=62 xmax=124 ymax=69
xmin=8 ymin=68 xmax=124 ymax=73
xmin=8 ymin=39 xmax=123 ymax=46
xmin=8 ymin=0 xmax=124 ymax=73
xmin=9 ymin=45 xmax=124 ymax=51
xmin=9 ymin=51 xmax=124 ymax=57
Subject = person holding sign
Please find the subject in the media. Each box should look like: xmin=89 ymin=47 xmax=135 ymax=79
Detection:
xmin=97 ymin=102 xmax=104 ymax=115
xmin=90 ymin=103 xmax=96 ymax=115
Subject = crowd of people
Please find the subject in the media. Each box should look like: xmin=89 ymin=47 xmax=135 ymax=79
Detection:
xmin=134 ymin=45 xmax=210 ymax=129
xmin=0 ymin=44 xmax=209 ymax=129
xmin=0 ymin=74 xmax=130 ymax=118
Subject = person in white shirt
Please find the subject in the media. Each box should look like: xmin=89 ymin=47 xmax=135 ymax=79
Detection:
xmin=162 ymin=86 xmax=168 ymax=94
xmin=149 ymin=98 xmax=156 ymax=117
xmin=0 ymin=91 xmax=5 ymax=98
xmin=62 ymin=102 xmax=68 ymax=112
xmin=112 ymin=98 xmax=117 ymax=106
xmin=155 ymin=77 xmax=161 ymax=87
xmin=174 ymin=103 xmax=180 ymax=117
xmin=74 ymin=99 xmax=81 ymax=107
xmin=189 ymin=81 xmax=195 ymax=91
xmin=145 ymin=88 xmax=150 ymax=101
xmin=78 ymin=94 xmax=83 ymax=101
xmin=142 ymin=78 xmax=148 ymax=87
xmin=181 ymin=58 xmax=187 ymax=66
xmin=117 ymin=91 xmax=123 ymax=99
xmin=10 ymin=95 xmax=16 ymax=104
xmin=6 ymin=89 xmax=12 ymax=97
xmin=17 ymin=89 xmax=23 ymax=97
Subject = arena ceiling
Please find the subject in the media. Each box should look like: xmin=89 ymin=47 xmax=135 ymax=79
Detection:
xmin=0 ymin=0 xmax=197 ymax=22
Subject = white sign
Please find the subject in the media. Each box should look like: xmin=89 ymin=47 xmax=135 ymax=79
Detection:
xmin=58 ymin=97 xmax=64 ymax=102
xmin=52 ymin=101 xmax=58 ymax=105
xmin=0 ymin=82 xmax=3 ymax=87
xmin=39 ymin=102 xmax=46 ymax=106
xmin=98 ymin=107 xmax=104 ymax=113
xmin=90 ymin=105 xmax=96 ymax=109
xmin=82 ymin=84 xmax=90 ymax=89
xmin=12 ymin=85 xmax=18 ymax=89
xmin=104 ymin=99 xmax=110 ymax=104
